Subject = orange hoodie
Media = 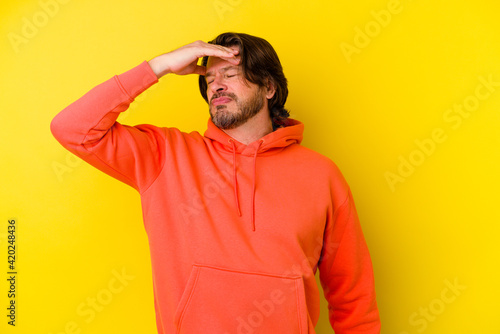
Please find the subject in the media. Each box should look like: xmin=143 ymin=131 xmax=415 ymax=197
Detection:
xmin=50 ymin=61 xmax=381 ymax=333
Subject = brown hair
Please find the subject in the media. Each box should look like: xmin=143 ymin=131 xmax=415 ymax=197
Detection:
xmin=198 ymin=32 xmax=289 ymax=129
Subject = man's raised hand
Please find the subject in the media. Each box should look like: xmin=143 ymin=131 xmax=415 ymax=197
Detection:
xmin=148 ymin=40 xmax=240 ymax=79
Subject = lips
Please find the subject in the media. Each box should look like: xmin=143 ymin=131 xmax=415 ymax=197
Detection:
xmin=211 ymin=96 xmax=233 ymax=106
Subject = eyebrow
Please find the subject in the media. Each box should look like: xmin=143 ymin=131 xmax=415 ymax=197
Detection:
xmin=205 ymin=66 xmax=239 ymax=78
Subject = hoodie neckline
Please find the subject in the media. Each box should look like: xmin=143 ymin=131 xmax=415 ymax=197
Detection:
xmin=204 ymin=118 xmax=303 ymax=155
xmin=203 ymin=118 xmax=304 ymax=231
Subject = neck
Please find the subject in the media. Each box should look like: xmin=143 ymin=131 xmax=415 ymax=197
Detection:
xmin=222 ymin=109 xmax=273 ymax=145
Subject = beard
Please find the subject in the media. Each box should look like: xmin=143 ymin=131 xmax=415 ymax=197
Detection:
xmin=209 ymin=88 xmax=265 ymax=130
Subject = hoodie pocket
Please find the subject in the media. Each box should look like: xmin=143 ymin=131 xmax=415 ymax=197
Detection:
xmin=174 ymin=264 xmax=309 ymax=334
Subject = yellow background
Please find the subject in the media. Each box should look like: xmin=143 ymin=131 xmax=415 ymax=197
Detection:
xmin=1 ymin=0 xmax=499 ymax=333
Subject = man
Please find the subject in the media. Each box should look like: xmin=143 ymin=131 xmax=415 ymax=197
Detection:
xmin=51 ymin=32 xmax=381 ymax=333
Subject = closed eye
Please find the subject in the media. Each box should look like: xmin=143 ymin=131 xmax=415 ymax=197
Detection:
xmin=206 ymin=73 xmax=238 ymax=85
xmin=224 ymin=73 xmax=239 ymax=79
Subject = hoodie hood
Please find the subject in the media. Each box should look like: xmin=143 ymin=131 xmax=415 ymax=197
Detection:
xmin=204 ymin=117 xmax=304 ymax=231
xmin=204 ymin=117 xmax=304 ymax=155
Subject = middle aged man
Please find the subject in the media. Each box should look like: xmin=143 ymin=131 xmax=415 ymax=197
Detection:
xmin=51 ymin=32 xmax=381 ymax=333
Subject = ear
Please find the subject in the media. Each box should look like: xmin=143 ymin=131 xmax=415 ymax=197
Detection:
xmin=265 ymin=78 xmax=276 ymax=99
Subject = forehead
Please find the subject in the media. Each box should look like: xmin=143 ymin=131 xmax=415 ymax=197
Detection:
xmin=205 ymin=63 xmax=239 ymax=79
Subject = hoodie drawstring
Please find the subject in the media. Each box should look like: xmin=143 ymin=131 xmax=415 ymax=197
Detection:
xmin=250 ymin=140 xmax=263 ymax=231
xmin=228 ymin=138 xmax=263 ymax=231
xmin=229 ymin=139 xmax=242 ymax=217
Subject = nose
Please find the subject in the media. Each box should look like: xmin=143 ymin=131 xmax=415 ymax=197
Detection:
xmin=210 ymin=75 xmax=228 ymax=95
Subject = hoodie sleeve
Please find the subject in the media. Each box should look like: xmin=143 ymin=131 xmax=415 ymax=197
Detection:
xmin=50 ymin=61 xmax=164 ymax=192
xmin=318 ymin=188 xmax=381 ymax=333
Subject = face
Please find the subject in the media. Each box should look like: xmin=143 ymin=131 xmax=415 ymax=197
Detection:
xmin=205 ymin=47 xmax=268 ymax=130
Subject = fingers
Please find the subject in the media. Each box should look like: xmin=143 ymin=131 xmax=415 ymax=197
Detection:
xmin=195 ymin=41 xmax=240 ymax=64
xmin=220 ymin=55 xmax=240 ymax=66
xmin=160 ymin=40 xmax=241 ymax=77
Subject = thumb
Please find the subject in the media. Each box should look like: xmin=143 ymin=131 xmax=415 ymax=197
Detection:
xmin=193 ymin=65 xmax=206 ymax=76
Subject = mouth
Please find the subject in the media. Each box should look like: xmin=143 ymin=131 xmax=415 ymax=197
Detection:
xmin=211 ymin=96 xmax=233 ymax=106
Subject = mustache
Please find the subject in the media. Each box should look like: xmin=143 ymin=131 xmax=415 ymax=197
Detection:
xmin=210 ymin=92 xmax=237 ymax=103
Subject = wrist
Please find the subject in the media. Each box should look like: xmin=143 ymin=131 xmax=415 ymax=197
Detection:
xmin=148 ymin=55 xmax=171 ymax=79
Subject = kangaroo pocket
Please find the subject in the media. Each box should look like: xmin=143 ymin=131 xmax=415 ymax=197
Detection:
xmin=174 ymin=264 xmax=309 ymax=334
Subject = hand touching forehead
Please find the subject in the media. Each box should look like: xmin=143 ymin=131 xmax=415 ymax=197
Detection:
xmin=206 ymin=45 xmax=241 ymax=71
